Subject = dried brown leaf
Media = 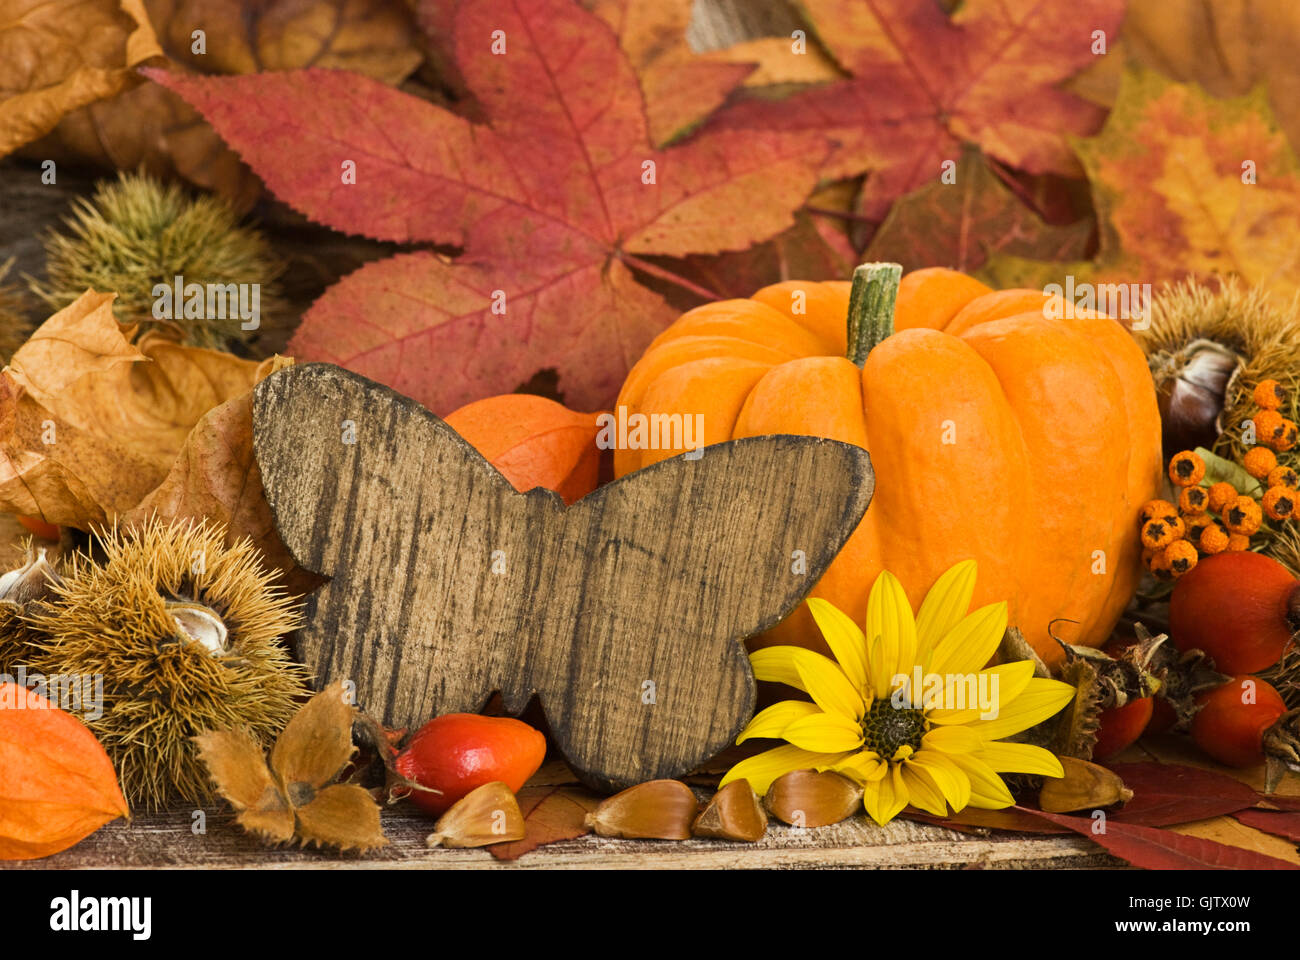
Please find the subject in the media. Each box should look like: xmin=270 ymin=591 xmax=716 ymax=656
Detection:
xmin=31 ymin=0 xmax=421 ymax=208
xmin=488 ymin=785 xmax=602 ymax=861
xmin=0 ymin=291 xmax=267 ymax=527
xmin=126 ymin=356 xmax=305 ymax=584
xmin=0 ymin=0 xmax=161 ymax=155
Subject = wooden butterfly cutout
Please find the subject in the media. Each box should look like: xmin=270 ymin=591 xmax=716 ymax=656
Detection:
xmin=253 ymin=364 xmax=874 ymax=791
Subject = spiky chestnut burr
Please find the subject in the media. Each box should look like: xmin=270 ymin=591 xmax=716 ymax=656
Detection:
xmin=0 ymin=258 xmax=36 ymax=363
xmin=30 ymin=172 xmax=285 ymax=353
xmin=21 ymin=519 xmax=311 ymax=810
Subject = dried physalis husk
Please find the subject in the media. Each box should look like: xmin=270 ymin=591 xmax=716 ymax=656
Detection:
xmin=692 ymin=778 xmax=767 ymax=842
xmin=1038 ymin=756 xmax=1133 ymax=813
xmin=426 ymin=781 xmax=526 ymax=848
xmin=765 ymin=769 xmax=863 ymax=827
xmin=584 ymin=779 xmax=697 ymax=840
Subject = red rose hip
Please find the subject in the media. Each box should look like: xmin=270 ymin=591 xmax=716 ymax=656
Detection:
xmin=396 ymin=713 xmax=547 ymax=815
xmin=1169 ymin=551 xmax=1300 ymax=674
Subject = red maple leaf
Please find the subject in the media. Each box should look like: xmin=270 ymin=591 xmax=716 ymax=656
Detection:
xmin=713 ymin=0 xmax=1124 ymax=220
xmin=150 ymin=0 xmax=826 ymax=413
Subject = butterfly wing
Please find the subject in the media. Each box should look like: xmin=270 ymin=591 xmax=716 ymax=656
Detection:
xmin=253 ymin=363 xmax=557 ymax=727
xmin=534 ymin=435 xmax=874 ymax=791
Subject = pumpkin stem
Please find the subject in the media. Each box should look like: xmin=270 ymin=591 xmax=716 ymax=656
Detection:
xmin=846 ymin=262 xmax=902 ymax=368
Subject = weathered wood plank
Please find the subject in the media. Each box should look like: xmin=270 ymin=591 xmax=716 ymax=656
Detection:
xmin=252 ymin=363 xmax=874 ymax=793
xmin=5 ymin=807 xmax=1120 ymax=870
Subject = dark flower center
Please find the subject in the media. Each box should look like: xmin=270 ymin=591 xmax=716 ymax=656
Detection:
xmin=861 ymin=699 xmax=925 ymax=759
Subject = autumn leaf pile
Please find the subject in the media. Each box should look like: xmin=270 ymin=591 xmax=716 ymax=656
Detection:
xmin=3 ymin=0 xmax=1299 ymax=419
xmin=5 ymin=0 xmax=1300 ymax=869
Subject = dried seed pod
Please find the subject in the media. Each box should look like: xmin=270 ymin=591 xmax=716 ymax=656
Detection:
xmin=584 ymin=779 xmax=697 ymax=840
xmin=692 ymin=779 xmax=767 ymax=842
xmin=425 ymin=781 xmax=525 ymax=848
xmin=0 ymin=547 xmax=60 ymax=605
xmin=0 ymin=547 xmax=62 ymax=674
xmin=764 ymin=769 xmax=863 ymax=827
xmin=1038 ymin=757 xmax=1133 ymax=813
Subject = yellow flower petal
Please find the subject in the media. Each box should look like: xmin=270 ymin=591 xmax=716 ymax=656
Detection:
xmin=967 ymin=677 xmax=1076 ymax=741
xmin=909 ymin=751 xmax=971 ymax=811
xmin=736 ymin=700 xmax=821 ymax=743
xmin=822 ymin=750 xmax=886 ymax=784
xmin=922 ymin=725 xmax=982 ymax=754
xmin=865 ymin=571 xmax=917 ymax=697
xmin=719 ymin=745 xmax=852 ymax=795
xmin=979 ymin=660 xmax=1037 ymax=716
xmin=900 ymin=762 xmax=948 ymax=816
xmin=863 ymin=761 xmax=910 ymax=826
xmin=794 ymin=649 xmax=866 ymax=722
xmin=927 ymin=601 xmax=1008 ymax=678
xmin=807 ymin=597 xmax=870 ymax=695
xmin=915 ymin=559 xmax=977 ymax=667
xmin=749 ymin=646 xmax=811 ymax=691
xmin=945 ymin=752 xmax=1016 ymax=809
xmin=926 ymin=705 xmax=983 ymax=725
xmin=926 ymin=660 xmax=1037 ymax=725
xmin=978 ymin=741 xmax=1065 ymax=778
xmin=783 ymin=711 xmax=865 ymax=752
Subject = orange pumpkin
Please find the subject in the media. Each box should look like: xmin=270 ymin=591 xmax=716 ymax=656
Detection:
xmin=445 ymin=394 xmax=605 ymax=505
xmin=614 ymin=264 xmax=1162 ymax=666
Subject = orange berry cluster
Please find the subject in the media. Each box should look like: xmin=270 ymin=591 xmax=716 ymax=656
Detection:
xmin=1141 ymin=380 xmax=1298 ymax=581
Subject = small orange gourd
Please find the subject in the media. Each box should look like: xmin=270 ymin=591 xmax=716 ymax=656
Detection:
xmin=614 ymin=264 xmax=1162 ymax=665
xmin=444 ymin=394 xmax=606 ymax=505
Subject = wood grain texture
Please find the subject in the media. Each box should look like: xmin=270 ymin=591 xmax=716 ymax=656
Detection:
xmin=4 ymin=803 xmax=1120 ymax=870
xmin=252 ymin=363 xmax=874 ymax=791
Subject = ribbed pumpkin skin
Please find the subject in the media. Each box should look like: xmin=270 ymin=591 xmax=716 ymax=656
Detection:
xmin=614 ymin=268 xmax=1162 ymax=666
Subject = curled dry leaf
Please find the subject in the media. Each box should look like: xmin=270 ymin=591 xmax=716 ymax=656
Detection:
xmin=147 ymin=0 xmax=421 ymax=83
xmin=0 ymin=0 xmax=162 ymax=156
xmin=585 ymin=779 xmax=698 ymax=840
xmin=764 ymin=769 xmax=862 ymax=827
xmin=0 ymin=291 xmax=269 ymax=528
xmin=426 ymin=781 xmax=526 ymax=848
xmin=126 ymin=356 xmax=312 ymax=589
xmin=0 ymin=682 xmax=130 ymax=860
xmin=30 ymin=0 xmax=422 ymax=209
xmin=1037 ymin=756 xmax=1133 ymax=813
xmin=692 ymin=778 xmax=767 ymax=842
xmin=194 ymin=680 xmax=387 ymax=852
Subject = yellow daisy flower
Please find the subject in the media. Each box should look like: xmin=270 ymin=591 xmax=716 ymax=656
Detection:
xmin=721 ymin=560 xmax=1075 ymax=826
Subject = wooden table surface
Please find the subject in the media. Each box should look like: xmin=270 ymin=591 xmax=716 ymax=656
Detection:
xmin=7 ymin=804 xmax=1119 ymax=871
